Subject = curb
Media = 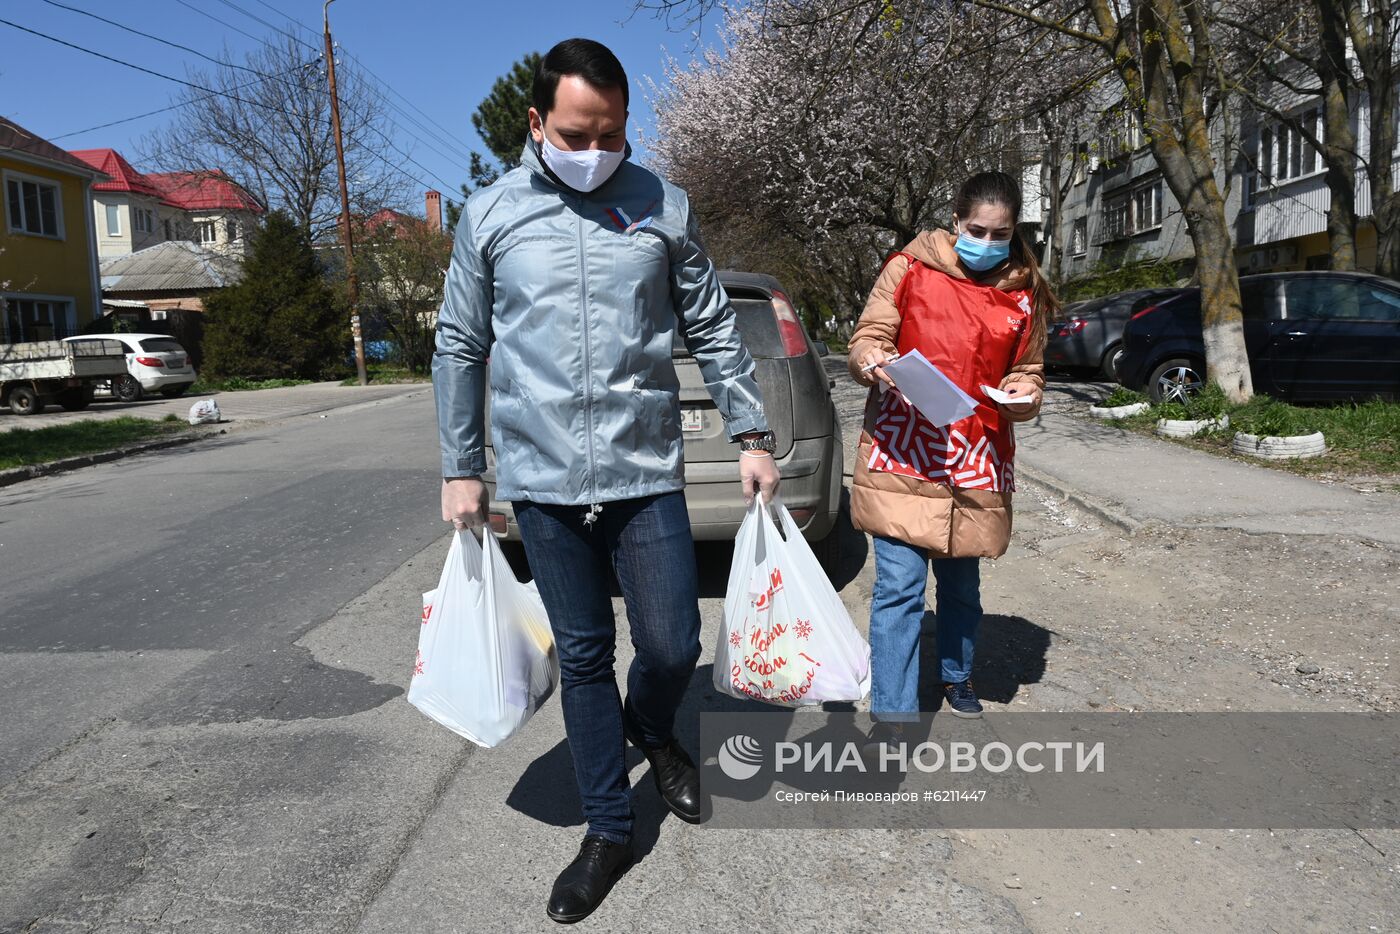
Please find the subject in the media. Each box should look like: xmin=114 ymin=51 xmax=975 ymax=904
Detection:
xmin=1017 ymin=462 xmax=1143 ymax=535
xmin=0 ymin=431 xmax=213 ymax=489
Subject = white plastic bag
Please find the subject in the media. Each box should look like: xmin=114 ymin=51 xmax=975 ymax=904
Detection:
xmin=408 ymin=529 xmax=558 ymax=747
xmin=187 ymin=398 xmax=221 ymax=425
xmin=715 ymin=498 xmax=871 ymax=706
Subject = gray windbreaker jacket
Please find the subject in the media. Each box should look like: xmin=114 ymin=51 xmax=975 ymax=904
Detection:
xmin=432 ymin=142 xmax=768 ymax=506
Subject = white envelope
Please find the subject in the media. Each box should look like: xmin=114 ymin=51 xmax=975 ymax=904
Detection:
xmin=980 ymin=384 xmax=1036 ymax=405
xmin=881 ymin=349 xmax=978 ymax=427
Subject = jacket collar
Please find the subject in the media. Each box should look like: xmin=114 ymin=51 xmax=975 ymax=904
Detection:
xmin=902 ymin=229 xmax=1030 ymax=292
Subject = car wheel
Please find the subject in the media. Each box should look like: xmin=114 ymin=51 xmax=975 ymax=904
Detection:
xmin=1100 ymin=343 xmax=1125 ymax=381
xmin=1148 ymin=357 xmax=1205 ymax=404
xmin=7 ymin=385 xmax=43 ymax=416
xmin=113 ymin=374 xmax=143 ymax=402
xmin=160 ymin=385 xmax=190 ymax=398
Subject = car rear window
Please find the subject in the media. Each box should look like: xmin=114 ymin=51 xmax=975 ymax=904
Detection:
xmin=673 ymin=291 xmax=785 ymax=358
xmin=139 ymin=338 xmax=183 ymax=353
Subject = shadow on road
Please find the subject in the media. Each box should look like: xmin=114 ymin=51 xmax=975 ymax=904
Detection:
xmin=917 ymin=613 xmax=1053 ymax=709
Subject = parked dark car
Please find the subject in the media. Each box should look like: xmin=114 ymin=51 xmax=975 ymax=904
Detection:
xmin=1046 ymin=288 xmax=1186 ymax=380
xmin=480 ymin=270 xmax=845 ymax=567
xmin=1118 ymin=271 xmax=1400 ymax=403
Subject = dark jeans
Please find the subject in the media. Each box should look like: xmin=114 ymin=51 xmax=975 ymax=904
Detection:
xmin=514 ymin=492 xmax=702 ymax=844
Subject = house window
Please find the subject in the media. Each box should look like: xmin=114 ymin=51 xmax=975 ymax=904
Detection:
xmin=1259 ymin=107 xmax=1322 ymax=185
xmin=1071 ymin=217 xmax=1088 ymax=256
xmin=1102 ymin=180 xmax=1163 ymax=240
xmin=1133 ymin=183 xmax=1163 ymax=230
xmin=163 ymin=218 xmax=173 ymax=240
xmin=226 ymin=218 xmax=241 ymax=241
xmin=1 ymin=296 xmax=74 ymax=342
xmin=194 ymin=220 xmax=218 ymax=244
xmin=1103 ymin=195 xmax=1129 ymax=241
xmin=5 ymin=172 xmax=62 ymax=238
xmin=105 ymin=204 xmax=121 ymax=237
xmin=133 ymin=208 xmax=154 ymax=234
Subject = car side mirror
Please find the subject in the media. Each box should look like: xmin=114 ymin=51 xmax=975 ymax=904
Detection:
xmin=811 ymin=340 xmax=829 ymax=356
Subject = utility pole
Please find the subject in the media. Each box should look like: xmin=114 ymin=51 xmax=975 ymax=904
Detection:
xmin=324 ymin=0 xmax=367 ymax=386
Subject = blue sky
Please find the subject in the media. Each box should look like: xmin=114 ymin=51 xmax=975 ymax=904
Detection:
xmin=1 ymin=0 xmax=720 ymax=204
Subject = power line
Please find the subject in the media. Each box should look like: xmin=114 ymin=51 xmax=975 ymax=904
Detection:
xmin=170 ymin=0 xmax=265 ymax=47
xmin=48 ymin=63 xmax=309 ymax=140
xmin=167 ymin=0 xmax=473 ymax=176
xmin=225 ymin=0 xmax=478 ymax=156
xmin=0 ymin=15 xmax=457 ymax=197
xmin=38 ymin=0 xmax=261 ymax=75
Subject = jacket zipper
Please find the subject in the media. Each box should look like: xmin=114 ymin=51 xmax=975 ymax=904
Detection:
xmin=576 ymin=199 xmax=600 ymax=519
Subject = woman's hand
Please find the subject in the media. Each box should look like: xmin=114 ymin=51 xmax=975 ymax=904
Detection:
xmin=855 ymin=346 xmax=898 ymax=388
xmin=996 ymin=380 xmax=1042 ymax=419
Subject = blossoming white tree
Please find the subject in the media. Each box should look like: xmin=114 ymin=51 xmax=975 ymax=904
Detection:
xmin=645 ymin=0 xmax=1092 ymax=329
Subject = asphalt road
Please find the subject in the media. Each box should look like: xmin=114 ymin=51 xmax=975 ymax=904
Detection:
xmin=0 ymin=392 xmax=455 ymax=931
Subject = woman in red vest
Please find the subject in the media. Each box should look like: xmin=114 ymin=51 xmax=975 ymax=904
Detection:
xmin=846 ymin=171 xmax=1055 ymax=736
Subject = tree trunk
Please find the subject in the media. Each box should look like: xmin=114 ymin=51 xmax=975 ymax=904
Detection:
xmin=1317 ymin=0 xmax=1359 ymax=270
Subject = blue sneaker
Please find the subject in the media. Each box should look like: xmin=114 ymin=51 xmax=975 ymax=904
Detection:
xmin=943 ymin=680 xmax=984 ymax=719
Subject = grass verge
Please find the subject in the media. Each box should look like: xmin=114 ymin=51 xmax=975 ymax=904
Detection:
xmin=340 ymin=364 xmax=431 ymax=386
xmin=1101 ymin=394 xmax=1400 ymax=478
xmin=0 ymin=415 xmax=192 ymax=470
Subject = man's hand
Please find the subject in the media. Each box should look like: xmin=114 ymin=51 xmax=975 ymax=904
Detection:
xmin=441 ymin=476 xmax=488 ymax=530
xmin=739 ymin=451 xmax=781 ymax=507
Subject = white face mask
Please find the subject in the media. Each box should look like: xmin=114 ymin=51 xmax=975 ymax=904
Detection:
xmin=538 ymin=133 xmax=625 ymax=193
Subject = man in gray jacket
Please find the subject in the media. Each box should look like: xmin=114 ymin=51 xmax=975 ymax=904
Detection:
xmin=433 ymin=38 xmax=779 ymax=923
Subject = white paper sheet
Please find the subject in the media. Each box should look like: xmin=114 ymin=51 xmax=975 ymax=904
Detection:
xmin=980 ymin=384 xmax=1036 ymax=406
xmin=881 ymin=349 xmax=978 ymax=427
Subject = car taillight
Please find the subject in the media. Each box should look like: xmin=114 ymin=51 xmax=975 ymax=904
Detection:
xmin=488 ymin=513 xmax=508 ymax=536
xmin=1056 ymin=319 xmax=1087 ymax=335
xmin=136 ymin=356 xmax=165 ymax=367
xmin=770 ymin=290 xmax=810 ymax=358
xmin=1130 ymin=304 xmax=1161 ymax=322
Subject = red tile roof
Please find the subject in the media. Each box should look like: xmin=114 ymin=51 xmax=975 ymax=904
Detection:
xmin=146 ymin=170 xmax=265 ymax=213
xmin=69 ymin=148 xmax=172 ymax=201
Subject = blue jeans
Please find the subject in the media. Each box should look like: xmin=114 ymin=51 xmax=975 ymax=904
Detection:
xmin=514 ymin=492 xmax=702 ymax=845
xmin=868 ymin=536 xmax=982 ymax=721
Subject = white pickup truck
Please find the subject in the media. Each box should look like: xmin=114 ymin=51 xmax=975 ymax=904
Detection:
xmin=1 ymin=339 xmax=129 ymax=416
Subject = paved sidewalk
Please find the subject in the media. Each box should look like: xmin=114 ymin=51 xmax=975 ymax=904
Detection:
xmin=0 ymin=380 xmax=429 ymax=433
xmin=1017 ymin=393 xmax=1400 ymax=546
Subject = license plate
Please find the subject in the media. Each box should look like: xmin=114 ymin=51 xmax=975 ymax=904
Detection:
xmin=681 ymin=408 xmax=705 ymax=433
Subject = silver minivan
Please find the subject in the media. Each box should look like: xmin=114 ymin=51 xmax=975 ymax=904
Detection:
xmin=480 ymin=271 xmax=844 ymax=568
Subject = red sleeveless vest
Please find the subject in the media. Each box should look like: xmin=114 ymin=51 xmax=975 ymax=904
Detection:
xmin=866 ymin=255 xmax=1034 ymax=492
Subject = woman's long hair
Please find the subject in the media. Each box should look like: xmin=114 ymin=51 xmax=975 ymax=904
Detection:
xmin=952 ymin=171 xmax=1058 ymax=363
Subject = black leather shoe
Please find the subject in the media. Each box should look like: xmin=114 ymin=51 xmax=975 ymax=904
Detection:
xmin=546 ymin=835 xmax=633 ymax=924
xmin=623 ymin=720 xmax=703 ymax=823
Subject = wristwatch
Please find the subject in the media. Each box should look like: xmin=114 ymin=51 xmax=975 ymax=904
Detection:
xmin=738 ymin=431 xmax=777 ymax=454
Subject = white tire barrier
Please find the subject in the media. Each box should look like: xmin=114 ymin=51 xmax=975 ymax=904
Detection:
xmin=1231 ymin=431 xmax=1327 ymax=460
xmin=1088 ymin=401 xmax=1150 ymax=419
xmin=1156 ymin=414 xmax=1229 ymax=438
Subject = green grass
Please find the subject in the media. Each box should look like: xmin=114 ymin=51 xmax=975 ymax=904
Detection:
xmin=1101 ymin=386 xmax=1147 ymax=408
xmin=0 ymin=415 xmax=191 ymax=470
xmin=1100 ymin=393 xmax=1400 ymax=476
xmin=189 ymin=376 xmax=315 ymax=393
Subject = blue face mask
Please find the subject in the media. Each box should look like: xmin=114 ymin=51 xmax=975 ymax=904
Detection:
xmin=954 ymin=230 xmax=1012 ymax=272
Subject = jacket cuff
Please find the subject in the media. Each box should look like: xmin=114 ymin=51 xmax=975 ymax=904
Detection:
xmin=724 ymin=408 xmax=769 ymax=440
xmin=442 ymin=452 xmax=487 ymax=478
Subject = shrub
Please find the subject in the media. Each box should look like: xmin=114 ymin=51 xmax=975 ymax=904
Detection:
xmin=202 ymin=211 xmax=350 ymax=382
